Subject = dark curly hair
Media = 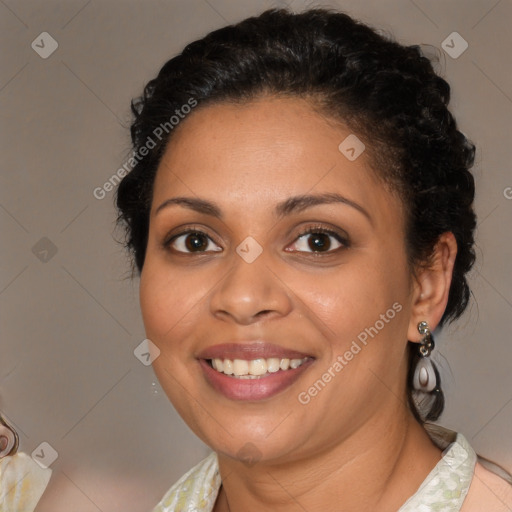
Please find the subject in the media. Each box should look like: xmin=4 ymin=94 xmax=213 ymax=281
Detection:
xmin=115 ymin=8 xmax=476 ymax=423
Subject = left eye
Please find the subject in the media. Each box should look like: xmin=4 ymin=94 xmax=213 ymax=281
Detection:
xmin=288 ymin=231 xmax=344 ymax=253
xmin=170 ymin=232 xmax=222 ymax=253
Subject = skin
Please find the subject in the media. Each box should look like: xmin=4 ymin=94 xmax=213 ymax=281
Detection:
xmin=139 ymin=96 xmax=458 ymax=511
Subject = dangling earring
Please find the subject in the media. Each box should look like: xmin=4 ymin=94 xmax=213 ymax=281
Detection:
xmin=412 ymin=321 xmax=437 ymax=392
xmin=0 ymin=413 xmax=19 ymax=458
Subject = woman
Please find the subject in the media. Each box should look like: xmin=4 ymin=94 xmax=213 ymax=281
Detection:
xmin=116 ymin=8 xmax=512 ymax=511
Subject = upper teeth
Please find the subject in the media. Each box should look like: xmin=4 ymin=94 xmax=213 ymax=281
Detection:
xmin=211 ymin=357 xmax=308 ymax=377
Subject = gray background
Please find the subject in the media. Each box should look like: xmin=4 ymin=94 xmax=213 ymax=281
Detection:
xmin=1 ymin=0 xmax=511 ymax=510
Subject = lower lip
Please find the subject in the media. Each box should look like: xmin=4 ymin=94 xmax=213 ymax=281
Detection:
xmin=199 ymin=359 xmax=314 ymax=401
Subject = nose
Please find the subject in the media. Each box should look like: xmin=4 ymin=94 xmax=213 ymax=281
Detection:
xmin=209 ymin=253 xmax=292 ymax=325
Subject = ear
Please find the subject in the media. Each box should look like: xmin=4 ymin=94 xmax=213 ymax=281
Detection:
xmin=407 ymin=232 xmax=458 ymax=342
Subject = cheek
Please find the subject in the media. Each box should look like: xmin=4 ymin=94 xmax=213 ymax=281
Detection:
xmin=289 ymin=262 xmax=407 ymax=338
xmin=139 ymin=268 xmax=168 ymax=339
xmin=139 ymin=261 xmax=196 ymax=344
xmin=139 ymin=263 xmax=204 ymax=413
xmin=140 ymin=253 xmax=199 ymax=317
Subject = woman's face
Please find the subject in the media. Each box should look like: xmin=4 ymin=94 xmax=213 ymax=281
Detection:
xmin=140 ymin=97 xmax=417 ymax=463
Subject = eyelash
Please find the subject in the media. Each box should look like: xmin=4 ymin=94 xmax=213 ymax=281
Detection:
xmin=164 ymin=225 xmax=350 ymax=255
xmin=164 ymin=225 xmax=220 ymax=254
xmin=290 ymin=225 xmax=350 ymax=253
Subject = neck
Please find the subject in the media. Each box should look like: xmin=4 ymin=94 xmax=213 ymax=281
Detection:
xmin=215 ymin=409 xmax=441 ymax=512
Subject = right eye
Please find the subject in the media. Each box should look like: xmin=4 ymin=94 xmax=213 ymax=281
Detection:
xmin=168 ymin=231 xmax=222 ymax=253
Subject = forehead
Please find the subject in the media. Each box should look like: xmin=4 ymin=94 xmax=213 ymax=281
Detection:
xmin=151 ymin=97 xmax=403 ymax=226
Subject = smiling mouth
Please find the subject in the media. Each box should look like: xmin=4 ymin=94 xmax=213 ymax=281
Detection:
xmin=198 ymin=342 xmax=315 ymax=400
xmin=207 ymin=357 xmax=311 ymax=379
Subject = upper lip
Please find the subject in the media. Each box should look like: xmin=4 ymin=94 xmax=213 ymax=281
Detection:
xmin=197 ymin=342 xmax=313 ymax=361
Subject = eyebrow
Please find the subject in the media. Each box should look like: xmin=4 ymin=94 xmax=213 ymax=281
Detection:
xmin=155 ymin=192 xmax=371 ymax=222
xmin=155 ymin=197 xmax=222 ymax=217
xmin=275 ymin=192 xmax=371 ymax=222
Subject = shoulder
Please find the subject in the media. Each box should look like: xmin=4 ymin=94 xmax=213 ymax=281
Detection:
xmin=152 ymin=452 xmax=221 ymax=512
xmin=461 ymin=461 xmax=512 ymax=512
xmin=402 ymin=427 xmax=511 ymax=512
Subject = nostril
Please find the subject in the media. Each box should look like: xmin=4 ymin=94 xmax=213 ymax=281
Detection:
xmin=256 ymin=310 xmax=273 ymax=317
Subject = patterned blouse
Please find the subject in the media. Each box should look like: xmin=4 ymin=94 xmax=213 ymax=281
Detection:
xmin=151 ymin=431 xmax=511 ymax=511
xmin=0 ymin=451 xmax=52 ymax=512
